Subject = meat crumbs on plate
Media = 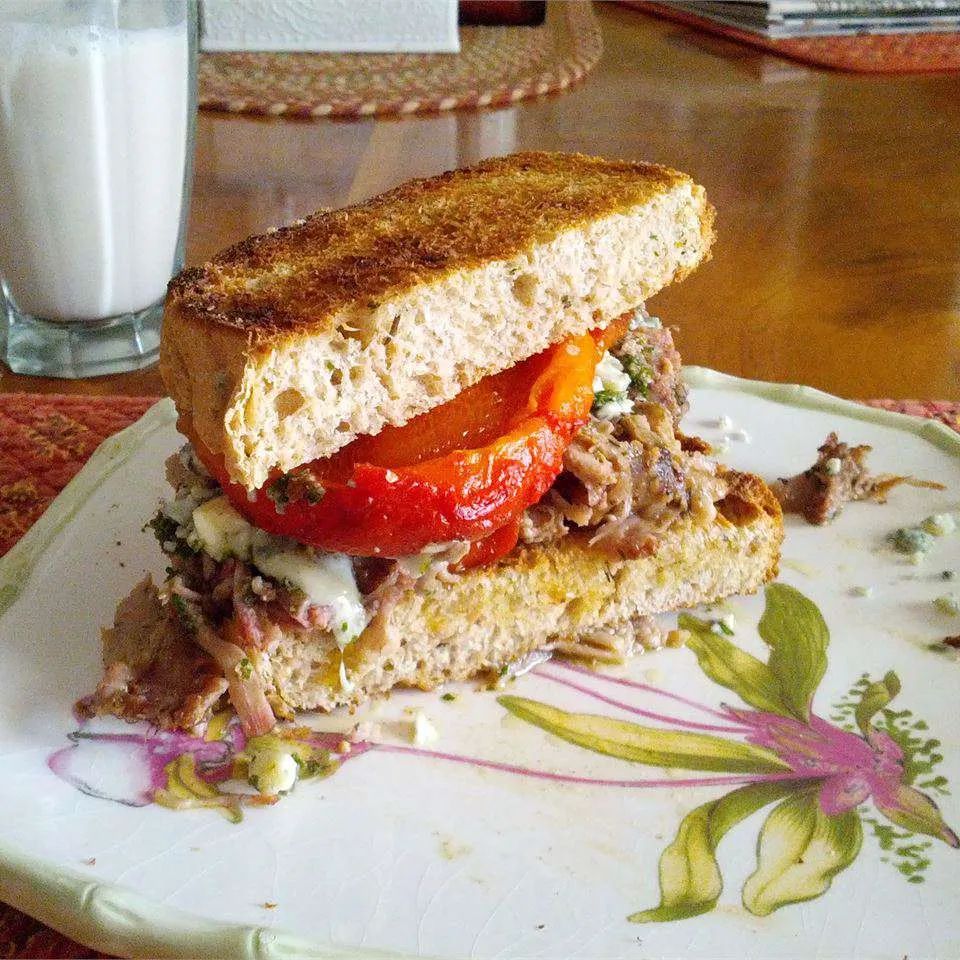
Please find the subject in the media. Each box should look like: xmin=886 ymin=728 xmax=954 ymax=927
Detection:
xmin=773 ymin=432 xmax=944 ymax=525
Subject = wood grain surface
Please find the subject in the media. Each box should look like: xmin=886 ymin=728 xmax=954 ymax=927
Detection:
xmin=2 ymin=3 xmax=957 ymax=402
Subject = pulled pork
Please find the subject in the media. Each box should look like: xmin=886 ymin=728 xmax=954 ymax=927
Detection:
xmin=84 ymin=453 xmax=346 ymax=734
xmin=521 ymin=405 xmax=727 ymax=557
xmin=773 ymin=432 xmax=943 ymax=525
xmin=552 ymin=614 xmax=669 ymax=663
xmin=518 ymin=326 xmax=726 ymax=558
xmin=615 ymin=324 xmax=688 ymax=422
xmin=79 ymin=578 xmax=229 ymax=731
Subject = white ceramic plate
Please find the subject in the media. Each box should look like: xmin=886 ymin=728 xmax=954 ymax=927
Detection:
xmin=0 ymin=369 xmax=958 ymax=960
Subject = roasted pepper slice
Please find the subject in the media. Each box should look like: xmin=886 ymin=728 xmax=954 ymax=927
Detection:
xmin=193 ymin=318 xmax=627 ymax=558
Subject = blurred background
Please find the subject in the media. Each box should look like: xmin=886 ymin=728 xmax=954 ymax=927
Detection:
xmin=188 ymin=0 xmax=960 ymax=401
xmin=3 ymin=0 xmax=959 ymax=399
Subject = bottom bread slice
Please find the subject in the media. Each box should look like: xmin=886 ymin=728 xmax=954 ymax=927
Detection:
xmin=272 ymin=470 xmax=782 ymax=712
xmin=88 ymin=469 xmax=781 ymax=729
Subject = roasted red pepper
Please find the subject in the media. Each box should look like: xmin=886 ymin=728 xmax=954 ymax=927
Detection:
xmin=192 ymin=318 xmax=627 ymax=559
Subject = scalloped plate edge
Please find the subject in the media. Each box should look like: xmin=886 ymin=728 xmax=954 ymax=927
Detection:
xmin=0 ymin=370 xmax=956 ymax=960
xmin=683 ymin=367 xmax=960 ymax=457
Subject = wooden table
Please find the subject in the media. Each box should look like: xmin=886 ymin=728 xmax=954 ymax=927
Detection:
xmin=2 ymin=3 xmax=959 ymax=402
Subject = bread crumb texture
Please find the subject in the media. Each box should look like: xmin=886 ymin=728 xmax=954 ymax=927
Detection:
xmin=161 ymin=152 xmax=715 ymax=488
xmin=265 ymin=470 xmax=780 ymax=713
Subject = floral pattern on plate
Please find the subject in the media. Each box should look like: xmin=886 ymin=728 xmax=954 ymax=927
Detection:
xmin=51 ymin=584 xmax=957 ymax=926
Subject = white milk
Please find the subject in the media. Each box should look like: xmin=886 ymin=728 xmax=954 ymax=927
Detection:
xmin=0 ymin=21 xmax=189 ymax=321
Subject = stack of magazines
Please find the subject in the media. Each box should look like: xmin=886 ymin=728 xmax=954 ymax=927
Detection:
xmin=665 ymin=1 xmax=960 ymax=37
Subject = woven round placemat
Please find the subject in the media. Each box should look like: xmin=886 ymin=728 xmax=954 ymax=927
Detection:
xmin=198 ymin=1 xmax=602 ymax=119
xmin=625 ymin=1 xmax=960 ymax=73
xmin=0 ymin=390 xmax=958 ymax=958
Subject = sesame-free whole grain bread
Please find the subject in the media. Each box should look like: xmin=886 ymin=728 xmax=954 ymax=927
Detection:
xmin=91 ymin=470 xmax=780 ymax=727
xmin=162 ymin=152 xmax=715 ymax=490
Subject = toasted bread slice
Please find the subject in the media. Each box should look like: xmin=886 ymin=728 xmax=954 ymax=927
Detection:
xmin=270 ymin=470 xmax=780 ymax=712
xmin=88 ymin=469 xmax=780 ymax=728
xmin=161 ymin=152 xmax=715 ymax=490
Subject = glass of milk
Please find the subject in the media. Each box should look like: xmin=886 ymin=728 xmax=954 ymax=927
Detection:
xmin=0 ymin=0 xmax=197 ymax=378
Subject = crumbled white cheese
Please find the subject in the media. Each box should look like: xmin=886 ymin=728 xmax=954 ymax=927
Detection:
xmin=593 ymin=352 xmax=632 ymax=394
xmin=252 ymin=538 xmax=367 ymax=647
xmin=824 ymin=457 xmax=842 ymax=476
xmin=162 ymin=494 xmax=198 ymax=527
xmin=353 ymin=720 xmax=383 ymax=743
xmin=714 ymin=415 xmax=733 ymax=431
xmin=594 ymin=395 xmax=634 ymax=419
xmin=629 ymin=306 xmax=662 ymax=329
xmin=889 ymin=527 xmax=934 ymax=556
xmin=922 ymin=513 xmax=958 ymax=537
xmin=247 ymin=739 xmax=299 ymax=794
xmin=160 ymin=481 xmax=218 ymax=550
xmin=192 ymin=496 xmax=254 ymax=561
xmin=190 ymin=495 xmax=368 ymax=647
xmin=412 ymin=710 xmax=439 ymax=746
xmin=728 ymin=429 xmax=752 ymax=444
xmin=592 ymin=351 xmax=634 ymax=419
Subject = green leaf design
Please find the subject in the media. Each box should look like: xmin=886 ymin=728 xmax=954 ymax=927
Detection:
xmin=679 ymin=614 xmax=792 ymax=716
xmin=498 ymin=696 xmax=790 ymax=774
xmin=874 ymin=783 xmax=960 ymax=848
xmin=758 ymin=584 xmax=829 ymax=721
xmin=630 ymin=781 xmax=801 ymax=923
xmin=854 ymin=671 xmax=901 ymax=739
xmin=743 ymin=791 xmax=862 ymax=916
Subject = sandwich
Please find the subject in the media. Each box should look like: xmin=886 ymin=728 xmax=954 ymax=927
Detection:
xmin=81 ymin=152 xmax=783 ymax=741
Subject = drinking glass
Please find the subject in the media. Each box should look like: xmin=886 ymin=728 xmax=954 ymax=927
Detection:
xmin=0 ymin=0 xmax=197 ymax=377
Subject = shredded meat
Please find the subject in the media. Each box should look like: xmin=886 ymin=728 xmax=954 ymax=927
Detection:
xmin=78 ymin=578 xmax=229 ymax=731
xmin=772 ymin=432 xmax=943 ymax=525
xmin=164 ymin=445 xmax=215 ymax=493
xmin=555 ymin=411 xmax=685 ymax=525
xmin=616 ymin=325 xmax=688 ymax=424
xmin=553 ymin=614 xmax=668 ymax=664
xmin=352 ymin=556 xmax=415 ymax=618
xmin=520 ymin=404 xmax=727 ymax=558
xmin=519 ymin=503 xmax=568 ymax=545
xmin=82 ymin=323 xmax=743 ymax=733
xmin=516 ymin=325 xmax=727 ymax=557
xmin=84 ymin=454 xmax=350 ymax=733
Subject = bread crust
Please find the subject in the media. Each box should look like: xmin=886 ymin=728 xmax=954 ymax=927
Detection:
xmin=167 ymin=153 xmax=709 ymax=341
xmin=160 ymin=152 xmax=715 ymax=489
